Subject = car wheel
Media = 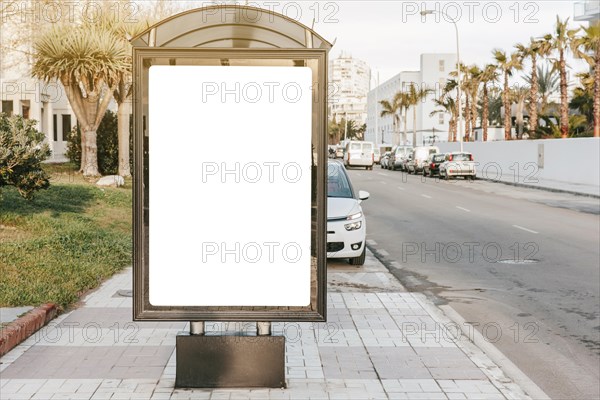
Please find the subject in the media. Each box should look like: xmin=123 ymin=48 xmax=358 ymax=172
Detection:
xmin=349 ymin=247 xmax=366 ymax=266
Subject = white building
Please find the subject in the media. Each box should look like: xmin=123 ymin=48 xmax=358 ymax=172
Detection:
xmin=574 ymin=1 xmax=600 ymax=25
xmin=1 ymin=2 xmax=77 ymax=162
xmin=366 ymin=54 xmax=457 ymax=147
xmin=329 ymin=52 xmax=371 ymax=126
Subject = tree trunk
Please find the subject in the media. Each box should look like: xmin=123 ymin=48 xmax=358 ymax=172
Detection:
xmin=559 ymin=49 xmax=569 ymax=138
xmin=464 ymin=94 xmax=471 ymax=141
xmin=82 ymin=129 xmax=100 ymax=176
xmin=530 ymin=54 xmax=539 ymax=133
xmin=412 ymin=105 xmax=417 ymax=147
xmin=403 ymin=109 xmax=408 ymax=145
xmin=483 ymin=84 xmax=489 ymax=141
xmin=594 ymin=55 xmax=600 ymax=138
xmin=517 ymin=100 xmax=524 ymax=139
xmin=504 ymin=72 xmax=512 ymax=140
xmin=80 ymin=129 xmax=87 ymax=172
xmin=117 ymin=100 xmax=131 ymax=177
xmin=449 ymin=117 xmax=456 ymax=141
xmin=471 ymin=93 xmax=477 ymax=141
xmin=454 ymin=100 xmax=459 ymax=142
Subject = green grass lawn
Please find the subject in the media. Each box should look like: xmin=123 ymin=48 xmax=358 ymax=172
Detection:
xmin=0 ymin=163 xmax=132 ymax=310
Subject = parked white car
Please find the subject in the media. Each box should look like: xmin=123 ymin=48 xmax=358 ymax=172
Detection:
xmin=344 ymin=141 xmax=374 ymax=170
xmin=439 ymin=152 xmax=477 ymax=180
xmin=327 ymin=160 xmax=369 ymax=265
xmin=407 ymin=146 xmax=439 ymax=174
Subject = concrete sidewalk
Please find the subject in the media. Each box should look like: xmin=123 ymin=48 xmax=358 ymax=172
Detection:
xmin=1 ymin=252 xmax=533 ymax=399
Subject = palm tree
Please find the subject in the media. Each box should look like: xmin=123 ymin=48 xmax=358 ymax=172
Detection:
xmin=510 ymin=86 xmax=530 ymax=138
xmin=32 ymin=25 xmax=127 ymax=176
xmin=572 ymin=24 xmax=600 ymax=137
xmin=100 ymin=18 xmax=152 ymax=177
xmin=516 ymin=38 xmax=552 ymax=134
xmin=450 ymin=64 xmax=473 ymax=140
xmin=493 ymin=49 xmax=522 ymax=140
xmin=570 ymin=79 xmax=594 ymax=135
xmin=464 ymin=65 xmax=482 ymax=141
xmin=380 ymin=91 xmax=409 ymax=145
xmin=479 ymin=64 xmax=499 ymax=141
xmin=406 ymin=83 xmax=433 ymax=147
xmin=525 ymin=64 xmax=559 ymax=117
xmin=430 ymin=97 xmax=457 ymax=142
xmin=431 ymin=80 xmax=459 ymax=141
xmin=545 ymin=16 xmax=580 ymax=138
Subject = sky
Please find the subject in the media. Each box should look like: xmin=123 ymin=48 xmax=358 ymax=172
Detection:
xmin=247 ymin=0 xmax=590 ymax=87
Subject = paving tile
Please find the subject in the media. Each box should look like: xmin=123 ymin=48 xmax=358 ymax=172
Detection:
xmin=1 ymin=347 xmax=173 ymax=379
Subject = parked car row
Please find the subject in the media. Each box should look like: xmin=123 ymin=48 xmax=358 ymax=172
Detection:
xmin=381 ymin=146 xmax=476 ymax=179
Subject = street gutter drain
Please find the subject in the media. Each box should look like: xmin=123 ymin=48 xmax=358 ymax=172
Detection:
xmin=117 ymin=289 xmax=133 ymax=297
xmin=496 ymin=259 xmax=540 ymax=265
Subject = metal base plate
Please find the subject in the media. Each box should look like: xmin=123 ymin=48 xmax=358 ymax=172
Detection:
xmin=175 ymin=333 xmax=286 ymax=388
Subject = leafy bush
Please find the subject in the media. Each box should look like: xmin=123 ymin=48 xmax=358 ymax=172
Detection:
xmin=0 ymin=113 xmax=51 ymax=199
xmin=66 ymin=110 xmax=132 ymax=175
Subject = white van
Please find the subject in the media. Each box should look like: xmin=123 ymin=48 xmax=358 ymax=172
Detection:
xmin=407 ymin=146 xmax=439 ymax=174
xmin=344 ymin=141 xmax=374 ymax=170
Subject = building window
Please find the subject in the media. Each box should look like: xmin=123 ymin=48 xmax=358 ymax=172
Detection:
xmin=22 ymin=105 xmax=30 ymax=119
xmin=53 ymin=114 xmax=58 ymax=141
xmin=1 ymin=100 xmax=13 ymax=116
xmin=61 ymin=114 xmax=71 ymax=141
xmin=439 ymin=113 xmax=444 ymax=125
xmin=439 ymin=60 xmax=445 ymax=72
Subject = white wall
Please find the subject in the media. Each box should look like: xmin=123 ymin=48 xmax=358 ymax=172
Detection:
xmin=436 ymin=138 xmax=600 ymax=196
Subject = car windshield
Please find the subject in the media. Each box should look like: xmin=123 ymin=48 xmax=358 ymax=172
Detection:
xmin=433 ymin=155 xmax=446 ymax=162
xmin=350 ymin=143 xmax=361 ymax=150
xmin=327 ymin=163 xmax=353 ymax=198
xmin=453 ymin=153 xmax=472 ymax=161
xmin=363 ymin=143 xmax=373 ymax=151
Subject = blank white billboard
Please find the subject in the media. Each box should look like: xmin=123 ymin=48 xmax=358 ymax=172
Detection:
xmin=148 ymin=66 xmax=312 ymax=307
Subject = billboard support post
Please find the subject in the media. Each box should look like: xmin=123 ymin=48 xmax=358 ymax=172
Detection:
xmin=131 ymin=5 xmax=331 ymax=388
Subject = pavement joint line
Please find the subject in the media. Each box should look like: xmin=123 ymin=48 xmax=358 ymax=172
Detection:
xmin=421 ymin=194 xmax=432 ymax=199
xmin=512 ymin=225 xmax=539 ymax=234
xmin=456 ymin=206 xmax=471 ymax=212
xmin=397 ymin=187 xmax=405 ymax=190
xmin=432 ymin=302 xmax=551 ymax=400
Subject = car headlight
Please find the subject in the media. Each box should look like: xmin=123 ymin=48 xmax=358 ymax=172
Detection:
xmin=346 ymin=212 xmax=362 ymax=221
xmin=345 ymin=221 xmax=362 ymax=231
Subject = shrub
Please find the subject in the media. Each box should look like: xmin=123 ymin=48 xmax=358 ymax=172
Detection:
xmin=0 ymin=113 xmax=51 ymax=199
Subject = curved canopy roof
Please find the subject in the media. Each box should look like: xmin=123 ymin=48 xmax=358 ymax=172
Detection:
xmin=131 ymin=5 xmax=332 ymax=50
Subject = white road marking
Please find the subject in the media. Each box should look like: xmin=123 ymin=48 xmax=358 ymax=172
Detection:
xmin=421 ymin=194 xmax=432 ymax=199
xmin=397 ymin=186 xmax=405 ymax=191
xmin=456 ymin=206 xmax=471 ymax=212
xmin=513 ymin=224 xmax=539 ymax=234
xmin=366 ymin=239 xmax=377 ymax=246
xmin=378 ymin=172 xmax=389 ymax=177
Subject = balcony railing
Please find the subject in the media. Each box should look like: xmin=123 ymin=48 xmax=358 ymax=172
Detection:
xmin=574 ymin=1 xmax=600 ymax=21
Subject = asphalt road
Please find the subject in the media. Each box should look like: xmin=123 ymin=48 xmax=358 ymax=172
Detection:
xmin=347 ymin=165 xmax=600 ymax=400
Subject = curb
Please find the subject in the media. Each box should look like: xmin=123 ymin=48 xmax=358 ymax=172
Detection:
xmin=475 ymin=176 xmax=600 ymax=199
xmin=0 ymin=303 xmax=58 ymax=357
